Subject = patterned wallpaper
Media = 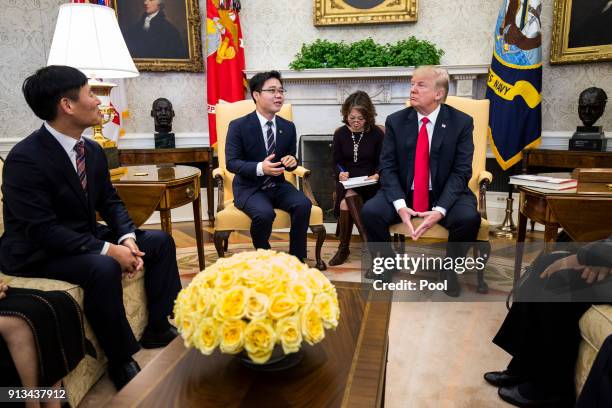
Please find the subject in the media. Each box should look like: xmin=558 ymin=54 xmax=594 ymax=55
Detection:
xmin=1 ymin=0 xmax=610 ymax=141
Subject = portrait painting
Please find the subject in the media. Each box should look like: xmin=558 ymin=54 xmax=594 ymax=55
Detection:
xmin=112 ymin=0 xmax=204 ymax=72
xmin=550 ymin=0 xmax=612 ymax=64
xmin=313 ymin=0 xmax=418 ymax=26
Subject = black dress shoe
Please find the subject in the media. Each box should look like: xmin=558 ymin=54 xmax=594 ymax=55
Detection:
xmin=140 ymin=326 xmax=178 ymax=349
xmin=498 ymin=384 xmax=574 ymax=407
xmin=442 ymin=270 xmax=461 ymax=297
xmin=484 ymin=370 xmax=525 ymax=387
xmin=108 ymin=359 xmax=141 ymax=390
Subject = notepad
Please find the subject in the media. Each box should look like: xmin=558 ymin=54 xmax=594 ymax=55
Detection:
xmin=340 ymin=176 xmax=378 ymax=189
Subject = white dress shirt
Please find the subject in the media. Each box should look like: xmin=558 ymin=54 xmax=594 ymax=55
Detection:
xmin=143 ymin=11 xmax=159 ymax=31
xmin=44 ymin=122 xmax=136 ymax=254
xmin=392 ymin=105 xmax=447 ymax=217
xmin=255 ymin=111 xmax=278 ymax=177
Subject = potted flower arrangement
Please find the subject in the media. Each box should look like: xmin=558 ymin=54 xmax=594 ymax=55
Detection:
xmin=173 ymin=250 xmax=340 ymax=365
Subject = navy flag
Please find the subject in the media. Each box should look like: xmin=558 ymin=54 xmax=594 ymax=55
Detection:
xmin=487 ymin=0 xmax=542 ymax=170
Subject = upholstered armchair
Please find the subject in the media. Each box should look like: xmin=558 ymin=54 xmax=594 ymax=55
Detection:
xmin=391 ymin=96 xmax=493 ymax=293
xmin=212 ymin=100 xmax=327 ymax=270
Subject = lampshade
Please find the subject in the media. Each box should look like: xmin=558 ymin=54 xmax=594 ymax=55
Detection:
xmin=47 ymin=3 xmax=138 ymax=79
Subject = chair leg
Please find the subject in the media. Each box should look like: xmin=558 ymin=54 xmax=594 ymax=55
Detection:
xmin=310 ymin=225 xmax=327 ymax=271
xmin=474 ymin=240 xmax=491 ymax=294
xmin=214 ymin=231 xmax=231 ymax=258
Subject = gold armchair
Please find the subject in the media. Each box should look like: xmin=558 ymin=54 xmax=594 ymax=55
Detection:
xmin=391 ymin=96 xmax=493 ymax=293
xmin=213 ymin=100 xmax=327 ymax=270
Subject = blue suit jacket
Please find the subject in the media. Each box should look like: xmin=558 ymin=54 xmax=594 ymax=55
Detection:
xmin=379 ymin=104 xmax=474 ymax=211
xmin=225 ymin=111 xmax=298 ymax=208
xmin=0 ymin=125 xmax=135 ymax=273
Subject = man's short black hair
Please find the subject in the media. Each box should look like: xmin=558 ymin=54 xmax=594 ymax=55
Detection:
xmin=248 ymin=70 xmax=283 ymax=103
xmin=22 ymin=65 xmax=88 ymax=121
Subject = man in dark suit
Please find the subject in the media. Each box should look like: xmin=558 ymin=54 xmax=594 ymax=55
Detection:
xmin=225 ymin=71 xmax=311 ymax=261
xmin=362 ymin=66 xmax=481 ymax=297
xmin=485 ymin=236 xmax=612 ymax=407
xmin=0 ymin=66 xmax=181 ymax=389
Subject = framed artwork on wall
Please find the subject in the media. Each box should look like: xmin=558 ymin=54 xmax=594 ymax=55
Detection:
xmin=313 ymin=0 xmax=418 ymax=26
xmin=550 ymin=0 xmax=612 ymax=64
xmin=112 ymin=0 xmax=204 ymax=72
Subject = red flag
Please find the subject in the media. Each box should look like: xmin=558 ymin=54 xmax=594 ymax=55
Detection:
xmin=206 ymin=0 xmax=246 ymax=149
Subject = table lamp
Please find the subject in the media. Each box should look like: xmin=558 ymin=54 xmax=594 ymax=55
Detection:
xmin=47 ymin=2 xmax=139 ymax=172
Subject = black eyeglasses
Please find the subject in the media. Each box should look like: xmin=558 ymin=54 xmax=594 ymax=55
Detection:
xmin=260 ymin=88 xmax=287 ymax=96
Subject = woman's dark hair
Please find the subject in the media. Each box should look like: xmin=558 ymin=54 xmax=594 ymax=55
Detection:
xmin=248 ymin=70 xmax=283 ymax=103
xmin=341 ymin=91 xmax=377 ymax=132
xmin=22 ymin=65 xmax=88 ymax=121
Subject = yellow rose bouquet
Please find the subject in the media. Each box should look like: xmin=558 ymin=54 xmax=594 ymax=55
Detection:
xmin=173 ymin=250 xmax=340 ymax=364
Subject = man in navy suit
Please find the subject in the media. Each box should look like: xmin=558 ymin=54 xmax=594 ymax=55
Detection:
xmin=0 ymin=66 xmax=181 ymax=389
xmin=362 ymin=66 xmax=481 ymax=297
xmin=225 ymin=71 xmax=311 ymax=261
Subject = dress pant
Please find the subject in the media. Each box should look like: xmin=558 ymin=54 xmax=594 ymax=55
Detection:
xmin=362 ymin=190 xmax=480 ymax=258
xmin=239 ymin=181 xmax=312 ymax=261
xmin=14 ymin=229 xmax=181 ymax=364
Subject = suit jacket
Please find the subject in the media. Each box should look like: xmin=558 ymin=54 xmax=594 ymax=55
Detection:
xmin=379 ymin=104 xmax=474 ymax=211
xmin=225 ymin=111 xmax=298 ymax=208
xmin=0 ymin=125 xmax=135 ymax=273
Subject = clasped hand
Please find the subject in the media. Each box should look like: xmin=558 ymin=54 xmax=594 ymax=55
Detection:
xmin=107 ymin=238 xmax=145 ymax=278
xmin=262 ymin=154 xmax=296 ymax=176
xmin=398 ymin=207 xmax=443 ymax=240
xmin=540 ymin=254 xmax=611 ymax=284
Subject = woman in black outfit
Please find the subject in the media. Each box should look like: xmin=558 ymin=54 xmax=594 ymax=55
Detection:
xmin=329 ymin=91 xmax=384 ymax=266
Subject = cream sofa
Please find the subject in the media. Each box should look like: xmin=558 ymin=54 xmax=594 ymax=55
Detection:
xmin=0 ymin=160 xmax=148 ymax=407
xmin=576 ymin=305 xmax=612 ymax=394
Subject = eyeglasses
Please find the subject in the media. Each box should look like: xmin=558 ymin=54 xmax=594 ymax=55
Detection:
xmin=260 ymin=88 xmax=287 ymax=96
xmin=348 ymin=116 xmax=365 ymax=122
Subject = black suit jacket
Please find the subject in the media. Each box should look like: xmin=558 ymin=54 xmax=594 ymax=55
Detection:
xmin=225 ymin=111 xmax=298 ymax=208
xmin=379 ymin=104 xmax=474 ymax=211
xmin=0 ymin=125 xmax=135 ymax=273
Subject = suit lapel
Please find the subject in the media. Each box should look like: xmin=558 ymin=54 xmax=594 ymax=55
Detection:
xmin=429 ymin=104 xmax=448 ymax=186
xmin=38 ymin=126 xmax=90 ymax=213
xmin=248 ymin=111 xmax=267 ymax=158
xmin=84 ymin=139 xmax=97 ymax=214
xmin=404 ymin=109 xmax=419 ymax=187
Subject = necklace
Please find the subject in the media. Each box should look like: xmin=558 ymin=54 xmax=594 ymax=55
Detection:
xmin=350 ymin=129 xmax=364 ymax=163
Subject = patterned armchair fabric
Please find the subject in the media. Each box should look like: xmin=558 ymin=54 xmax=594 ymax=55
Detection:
xmin=0 ymin=160 xmax=148 ymax=407
xmin=212 ymin=100 xmax=327 ymax=270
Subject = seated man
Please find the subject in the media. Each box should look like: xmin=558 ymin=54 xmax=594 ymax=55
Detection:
xmin=362 ymin=66 xmax=480 ymax=297
xmin=225 ymin=70 xmax=312 ymax=261
xmin=485 ymin=235 xmax=612 ymax=407
xmin=0 ymin=66 xmax=181 ymax=390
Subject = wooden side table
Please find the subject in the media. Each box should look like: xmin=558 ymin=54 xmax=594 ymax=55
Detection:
xmin=112 ymin=165 xmax=205 ymax=271
xmin=513 ymin=184 xmax=612 ymax=287
xmin=118 ymin=147 xmax=215 ymax=222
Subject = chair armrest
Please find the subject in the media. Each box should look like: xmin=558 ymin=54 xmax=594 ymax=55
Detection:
xmin=213 ymin=167 xmax=226 ymax=211
xmin=289 ymin=166 xmax=318 ymax=206
xmin=477 ymin=170 xmax=492 ymax=219
xmin=290 ymin=166 xmax=311 ymax=178
xmin=478 ymin=171 xmax=493 ymax=185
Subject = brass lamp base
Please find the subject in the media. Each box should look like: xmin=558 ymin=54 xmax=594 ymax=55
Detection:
xmin=493 ymin=197 xmax=517 ymax=239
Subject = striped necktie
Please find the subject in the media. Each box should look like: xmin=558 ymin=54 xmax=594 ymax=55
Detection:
xmin=74 ymin=140 xmax=87 ymax=194
xmin=262 ymin=121 xmax=276 ymax=190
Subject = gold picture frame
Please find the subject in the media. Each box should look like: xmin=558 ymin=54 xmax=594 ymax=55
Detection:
xmin=314 ymin=0 xmax=417 ymax=26
xmin=550 ymin=0 xmax=612 ymax=64
xmin=112 ymin=0 xmax=203 ymax=72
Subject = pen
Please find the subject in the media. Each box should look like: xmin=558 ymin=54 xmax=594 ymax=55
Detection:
xmin=337 ymin=164 xmax=346 ymax=173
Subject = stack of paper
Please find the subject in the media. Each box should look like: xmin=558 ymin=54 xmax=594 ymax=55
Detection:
xmin=340 ymin=176 xmax=378 ymax=189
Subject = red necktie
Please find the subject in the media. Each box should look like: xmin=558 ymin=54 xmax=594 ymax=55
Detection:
xmin=413 ymin=117 xmax=429 ymax=212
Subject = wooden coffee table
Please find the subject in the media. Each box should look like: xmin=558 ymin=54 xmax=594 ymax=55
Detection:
xmin=109 ymin=282 xmax=391 ymax=407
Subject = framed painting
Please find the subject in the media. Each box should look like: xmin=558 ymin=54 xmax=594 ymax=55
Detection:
xmin=313 ymin=0 xmax=418 ymax=26
xmin=112 ymin=0 xmax=204 ymax=72
xmin=550 ymin=0 xmax=612 ymax=64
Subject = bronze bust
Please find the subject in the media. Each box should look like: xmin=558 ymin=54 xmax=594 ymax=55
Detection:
xmin=578 ymin=87 xmax=607 ymax=128
xmin=151 ymin=98 xmax=176 ymax=148
xmin=570 ymin=87 xmax=608 ymax=151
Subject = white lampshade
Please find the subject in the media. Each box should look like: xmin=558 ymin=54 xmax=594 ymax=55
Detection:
xmin=47 ymin=3 xmax=138 ymax=79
